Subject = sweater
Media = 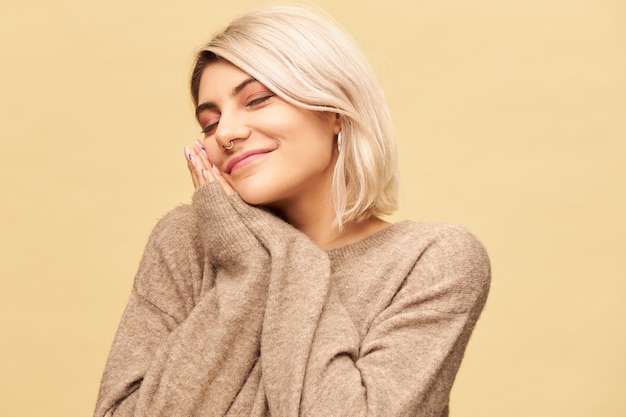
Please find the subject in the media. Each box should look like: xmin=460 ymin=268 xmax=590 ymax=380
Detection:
xmin=93 ymin=182 xmax=491 ymax=417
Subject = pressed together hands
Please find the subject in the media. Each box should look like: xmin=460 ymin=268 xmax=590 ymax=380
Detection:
xmin=185 ymin=139 xmax=235 ymax=195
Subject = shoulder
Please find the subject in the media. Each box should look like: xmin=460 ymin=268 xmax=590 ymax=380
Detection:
xmin=142 ymin=204 xmax=205 ymax=257
xmin=139 ymin=204 xmax=206 ymax=278
xmin=398 ymin=222 xmax=491 ymax=314
xmin=396 ymin=221 xmax=488 ymax=262
xmin=419 ymin=223 xmax=489 ymax=270
xmin=385 ymin=222 xmax=488 ymax=263
xmin=150 ymin=204 xmax=198 ymax=241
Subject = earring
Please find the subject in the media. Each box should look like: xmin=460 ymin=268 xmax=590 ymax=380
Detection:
xmin=337 ymin=131 xmax=342 ymax=153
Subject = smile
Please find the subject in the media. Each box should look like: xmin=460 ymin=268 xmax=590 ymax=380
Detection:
xmin=227 ymin=148 xmax=276 ymax=174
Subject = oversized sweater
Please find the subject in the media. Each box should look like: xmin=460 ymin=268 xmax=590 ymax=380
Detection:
xmin=94 ymin=182 xmax=491 ymax=417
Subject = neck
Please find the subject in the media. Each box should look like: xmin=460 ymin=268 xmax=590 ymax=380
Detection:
xmin=274 ymin=197 xmax=340 ymax=248
xmin=276 ymin=200 xmax=390 ymax=250
xmin=293 ymin=214 xmax=343 ymax=249
xmin=264 ymin=156 xmax=390 ymax=248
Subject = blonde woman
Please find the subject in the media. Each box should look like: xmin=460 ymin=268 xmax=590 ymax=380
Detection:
xmin=94 ymin=6 xmax=490 ymax=417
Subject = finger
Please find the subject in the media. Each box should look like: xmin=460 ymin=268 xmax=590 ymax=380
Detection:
xmin=194 ymin=139 xmax=211 ymax=168
xmin=185 ymin=146 xmax=203 ymax=189
xmin=191 ymin=145 xmax=214 ymax=187
xmin=192 ymin=140 xmax=210 ymax=171
xmin=212 ymin=164 xmax=236 ymax=196
xmin=191 ymin=145 xmax=220 ymax=185
xmin=203 ymin=164 xmax=217 ymax=183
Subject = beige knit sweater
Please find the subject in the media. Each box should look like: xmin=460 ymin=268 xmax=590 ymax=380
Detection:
xmin=94 ymin=182 xmax=490 ymax=417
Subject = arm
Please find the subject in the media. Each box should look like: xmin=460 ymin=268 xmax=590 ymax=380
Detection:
xmin=94 ymin=183 xmax=272 ymax=417
xmin=299 ymin=225 xmax=491 ymax=417
xmin=93 ymin=205 xmax=202 ymax=416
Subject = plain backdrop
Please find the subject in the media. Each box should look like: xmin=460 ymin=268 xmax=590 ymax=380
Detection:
xmin=1 ymin=0 xmax=624 ymax=416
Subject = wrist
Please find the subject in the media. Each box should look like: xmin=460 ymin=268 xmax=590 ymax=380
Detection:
xmin=192 ymin=182 xmax=261 ymax=263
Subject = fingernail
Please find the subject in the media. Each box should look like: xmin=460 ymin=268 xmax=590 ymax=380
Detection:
xmin=184 ymin=146 xmax=190 ymax=159
xmin=212 ymin=164 xmax=221 ymax=176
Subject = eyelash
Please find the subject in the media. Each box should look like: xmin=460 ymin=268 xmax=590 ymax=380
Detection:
xmin=200 ymin=94 xmax=274 ymax=134
xmin=201 ymin=123 xmax=218 ymax=134
xmin=246 ymin=95 xmax=273 ymax=107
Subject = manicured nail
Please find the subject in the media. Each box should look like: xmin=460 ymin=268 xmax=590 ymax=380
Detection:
xmin=212 ymin=164 xmax=221 ymax=176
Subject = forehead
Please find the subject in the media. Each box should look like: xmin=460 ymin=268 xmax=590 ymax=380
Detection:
xmin=197 ymin=61 xmax=252 ymax=102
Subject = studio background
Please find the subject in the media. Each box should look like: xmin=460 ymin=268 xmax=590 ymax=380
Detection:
xmin=1 ymin=0 xmax=624 ymax=416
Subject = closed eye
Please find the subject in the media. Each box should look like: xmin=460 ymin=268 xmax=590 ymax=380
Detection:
xmin=201 ymin=121 xmax=218 ymax=134
xmin=246 ymin=95 xmax=273 ymax=107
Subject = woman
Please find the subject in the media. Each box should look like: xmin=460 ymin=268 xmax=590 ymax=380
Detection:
xmin=94 ymin=6 xmax=490 ymax=417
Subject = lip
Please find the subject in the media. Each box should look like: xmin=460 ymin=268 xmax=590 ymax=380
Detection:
xmin=226 ymin=148 xmax=276 ymax=174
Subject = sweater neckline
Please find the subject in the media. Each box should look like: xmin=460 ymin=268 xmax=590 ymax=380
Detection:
xmin=324 ymin=220 xmax=410 ymax=261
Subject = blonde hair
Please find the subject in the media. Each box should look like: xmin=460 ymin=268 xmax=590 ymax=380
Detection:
xmin=191 ymin=5 xmax=398 ymax=227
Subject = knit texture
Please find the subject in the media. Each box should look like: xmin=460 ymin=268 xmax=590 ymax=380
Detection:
xmin=94 ymin=182 xmax=491 ymax=417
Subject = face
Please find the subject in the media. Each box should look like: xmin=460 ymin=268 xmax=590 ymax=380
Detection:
xmin=196 ymin=61 xmax=341 ymax=212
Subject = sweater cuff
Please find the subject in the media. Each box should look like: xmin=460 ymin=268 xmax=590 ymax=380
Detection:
xmin=227 ymin=192 xmax=300 ymax=250
xmin=192 ymin=182 xmax=261 ymax=263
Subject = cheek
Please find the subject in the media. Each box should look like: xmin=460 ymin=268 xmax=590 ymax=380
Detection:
xmin=203 ymin=139 xmax=223 ymax=164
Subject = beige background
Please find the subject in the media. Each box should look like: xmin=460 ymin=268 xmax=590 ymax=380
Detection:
xmin=1 ymin=0 xmax=624 ymax=416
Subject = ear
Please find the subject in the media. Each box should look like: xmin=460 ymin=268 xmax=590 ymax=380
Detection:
xmin=333 ymin=113 xmax=342 ymax=135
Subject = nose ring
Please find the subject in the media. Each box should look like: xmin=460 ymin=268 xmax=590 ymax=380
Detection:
xmin=223 ymin=140 xmax=234 ymax=150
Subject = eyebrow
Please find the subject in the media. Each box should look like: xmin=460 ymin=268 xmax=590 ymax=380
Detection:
xmin=195 ymin=77 xmax=258 ymax=118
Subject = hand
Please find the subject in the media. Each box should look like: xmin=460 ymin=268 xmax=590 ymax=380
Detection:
xmin=185 ymin=139 xmax=235 ymax=195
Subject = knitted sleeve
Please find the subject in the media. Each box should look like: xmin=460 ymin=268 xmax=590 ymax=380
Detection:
xmin=93 ymin=204 xmax=200 ymax=417
xmin=93 ymin=182 xmax=274 ymax=417
xmin=297 ymin=225 xmax=491 ymax=417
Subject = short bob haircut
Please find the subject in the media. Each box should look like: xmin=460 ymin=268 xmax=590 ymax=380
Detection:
xmin=190 ymin=5 xmax=398 ymax=227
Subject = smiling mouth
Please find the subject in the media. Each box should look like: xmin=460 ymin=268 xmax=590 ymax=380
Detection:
xmin=227 ymin=149 xmax=275 ymax=174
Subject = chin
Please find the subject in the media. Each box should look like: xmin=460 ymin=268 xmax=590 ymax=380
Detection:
xmin=229 ymin=173 xmax=286 ymax=207
xmin=237 ymin=193 xmax=268 ymax=206
xmin=233 ymin=185 xmax=278 ymax=207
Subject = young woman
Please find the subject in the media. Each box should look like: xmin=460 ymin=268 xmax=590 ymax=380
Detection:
xmin=94 ymin=6 xmax=490 ymax=417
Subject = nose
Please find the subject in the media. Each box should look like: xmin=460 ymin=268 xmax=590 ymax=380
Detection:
xmin=214 ymin=110 xmax=250 ymax=150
